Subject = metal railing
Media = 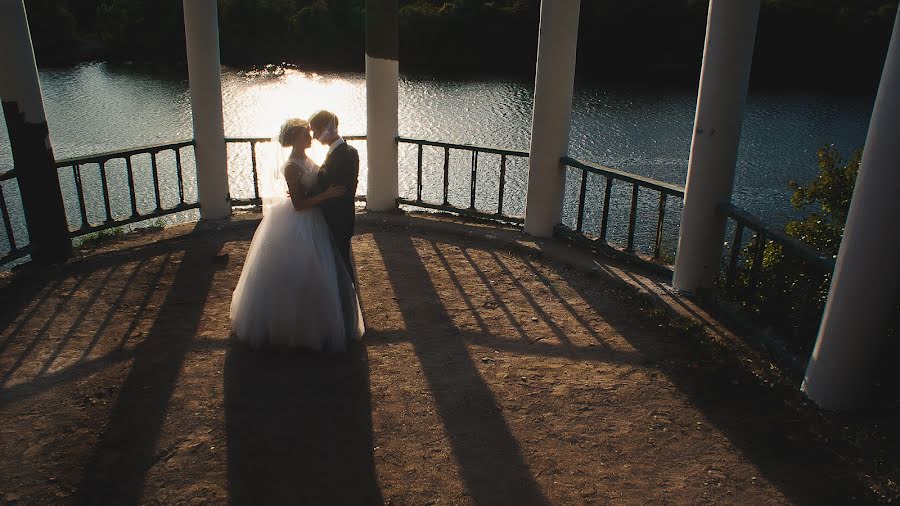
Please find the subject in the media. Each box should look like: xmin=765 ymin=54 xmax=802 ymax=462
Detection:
xmin=396 ymin=137 xmax=528 ymax=225
xmin=5 ymin=135 xmax=834 ymax=309
xmin=226 ymin=137 xmax=268 ymax=207
xmin=556 ymin=156 xmax=685 ymax=262
xmin=226 ymin=136 xmax=684 ymax=261
xmin=718 ymin=202 xmax=836 ymax=349
xmin=0 ymin=169 xmax=30 ymax=265
xmin=720 ymin=203 xmax=835 ymax=290
xmin=225 ymin=135 xmax=367 ymax=207
xmin=55 ymin=140 xmax=199 ymax=238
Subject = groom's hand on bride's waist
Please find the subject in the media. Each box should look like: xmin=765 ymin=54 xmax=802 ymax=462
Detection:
xmin=285 ymin=185 xmax=347 ymax=199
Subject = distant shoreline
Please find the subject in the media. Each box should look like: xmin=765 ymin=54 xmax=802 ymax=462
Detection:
xmin=24 ymin=1 xmax=896 ymax=98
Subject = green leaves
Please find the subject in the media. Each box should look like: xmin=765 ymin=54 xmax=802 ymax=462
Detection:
xmin=786 ymin=145 xmax=861 ymax=256
xmin=725 ymin=145 xmax=861 ymax=351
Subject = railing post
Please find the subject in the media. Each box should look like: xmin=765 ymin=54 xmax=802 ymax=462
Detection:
xmin=469 ymin=150 xmax=478 ymax=209
xmin=654 ymin=192 xmax=667 ymax=259
xmin=0 ymin=0 xmax=72 ymax=263
xmin=672 ymin=0 xmax=760 ymax=292
xmin=174 ymin=148 xmax=186 ymax=206
xmin=249 ymin=141 xmax=260 ymax=202
xmin=626 ymin=183 xmax=639 ymax=252
xmin=183 ymin=0 xmax=230 ymax=219
xmin=0 ymin=188 xmax=18 ymax=251
xmin=72 ymin=165 xmax=88 ymax=230
xmin=497 ymin=154 xmax=507 ymax=215
xmin=599 ymin=177 xmax=612 ymax=242
xmin=802 ymin=7 xmax=900 ymax=410
xmin=725 ymin=221 xmax=744 ymax=290
xmin=575 ymin=170 xmax=587 ymax=232
xmin=99 ymin=160 xmax=113 ymax=222
xmin=365 ymin=0 xmax=399 ymax=211
xmin=524 ymin=0 xmax=581 ymax=237
xmin=415 ymin=142 xmax=423 ymax=202
xmin=442 ymin=147 xmax=450 ymax=205
xmin=125 ymin=156 xmax=138 ymax=216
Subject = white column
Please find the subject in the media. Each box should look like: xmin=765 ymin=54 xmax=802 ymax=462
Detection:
xmin=365 ymin=0 xmax=399 ymax=211
xmin=524 ymin=0 xmax=581 ymax=237
xmin=0 ymin=1 xmax=44 ymax=124
xmin=672 ymin=0 xmax=760 ymax=292
xmin=183 ymin=0 xmax=230 ymax=219
xmin=0 ymin=0 xmax=71 ymax=263
xmin=802 ymin=8 xmax=900 ymax=410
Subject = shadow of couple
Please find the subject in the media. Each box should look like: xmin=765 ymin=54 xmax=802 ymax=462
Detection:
xmin=224 ymin=342 xmax=382 ymax=505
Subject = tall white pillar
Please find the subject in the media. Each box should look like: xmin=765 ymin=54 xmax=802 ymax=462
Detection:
xmin=365 ymin=0 xmax=399 ymax=211
xmin=672 ymin=0 xmax=760 ymax=291
xmin=0 ymin=0 xmax=71 ymax=263
xmin=183 ymin=0 xmax=230 ymax=219
xmin=524 ymin=0 xmax=581 ymax=237
xmin=802 ymin=8 xmax=900 ymax=410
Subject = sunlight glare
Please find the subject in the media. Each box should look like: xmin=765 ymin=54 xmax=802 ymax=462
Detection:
xmin=226 ymin=68 xmax=366 ymax=166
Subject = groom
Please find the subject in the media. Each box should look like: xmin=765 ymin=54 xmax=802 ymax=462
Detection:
xmin=310 ymin=110 xmax=359 ymax=280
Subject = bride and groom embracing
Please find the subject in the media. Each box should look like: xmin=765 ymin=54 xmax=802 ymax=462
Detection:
xmin=230 ymin=110 xmax=365 ymax=351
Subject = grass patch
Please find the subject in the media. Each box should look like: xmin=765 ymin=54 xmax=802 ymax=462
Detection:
xmin=74 ymin=227 xmax=125 ymax=248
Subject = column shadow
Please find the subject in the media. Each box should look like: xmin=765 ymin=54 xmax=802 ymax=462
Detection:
xmin=552 ymin=260 xmax=875 ymax=505
xmin=74 ymin=237 xmax=227 ymax=505
xmin=0 ymin=272 xmax=62 ymax=356
xmin=224 ymin=343 xmax=382 ymax=505
xmin=371 ymin=230 xmax=549 ymax=505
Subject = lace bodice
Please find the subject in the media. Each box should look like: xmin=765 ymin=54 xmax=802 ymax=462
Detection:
xmin=284 ymin=157 xmax=319 ymax=194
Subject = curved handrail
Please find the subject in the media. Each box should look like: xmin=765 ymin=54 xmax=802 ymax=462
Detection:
xmin=398 ymin=136 xmax=529 ymax=158
xmin=562 ymin=156 xmax=684 ymax=197
xmin=55 ymin=139 xmax=195 ymax=167
xmin=225 ymin=135 xmax=367 ymax=143
xmin=718 ymin=202 xmax=836 ymax=273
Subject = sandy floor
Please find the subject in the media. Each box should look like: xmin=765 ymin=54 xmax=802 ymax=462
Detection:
xmin=0 ymin=212 xmax=896 ymax=504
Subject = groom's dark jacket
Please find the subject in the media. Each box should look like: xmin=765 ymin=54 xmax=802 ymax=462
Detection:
xmin=317 ymin=141 xmax=359 ymax=276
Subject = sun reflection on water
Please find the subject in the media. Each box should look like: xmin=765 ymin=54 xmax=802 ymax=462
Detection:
xmin=0 ymin=62 xmax=874 ymax=259
xmin=223 ymin=68 xmax=367 ymax=166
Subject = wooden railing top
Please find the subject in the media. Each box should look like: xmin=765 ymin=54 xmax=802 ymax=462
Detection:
xmin=397 ymin=136 xmax=530 ymax=158
xmin=226 ymin=137 xmax=272 ymax=143
xmin=55 ymin=139 xmax=195 ymax=167
xmin=562 ymin=156 xmax=685 ymax=198
xmin=226 ymin=135 xmax=367 ymax=143
xmin=4 ymin=135 xmax=840 ymax=290
xmin=718 ymin=202 xmax=836 ymax=273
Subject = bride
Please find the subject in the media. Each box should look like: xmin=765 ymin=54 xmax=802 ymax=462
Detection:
xmin=230 ymin=118 xmax=364 ymax=351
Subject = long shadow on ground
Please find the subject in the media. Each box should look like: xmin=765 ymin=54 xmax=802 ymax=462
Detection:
xmin=74 ymin=237 xmax=227 ymax=504
xmin=224 ymin=342 xmax=381 ymax=505
xmin=371 ymin=230 xmax=549 ymax=505
xmin=552 ymin=258 xmax=875 ymax=505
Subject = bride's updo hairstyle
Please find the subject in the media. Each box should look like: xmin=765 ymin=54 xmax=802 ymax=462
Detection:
xmin=278 ymin=118 xmax=310 ymax=147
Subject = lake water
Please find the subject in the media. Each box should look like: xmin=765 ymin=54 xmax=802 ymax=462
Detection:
xmin=0 ymin=62 xmax=873 ymax=257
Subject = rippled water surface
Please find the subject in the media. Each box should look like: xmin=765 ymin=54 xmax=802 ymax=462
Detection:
xmin=0 ymin=63 xmax=873 ymax=255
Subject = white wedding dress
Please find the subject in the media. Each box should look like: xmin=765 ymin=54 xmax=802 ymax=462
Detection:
xmin=230 ymin=156 xmax=364 ymax=351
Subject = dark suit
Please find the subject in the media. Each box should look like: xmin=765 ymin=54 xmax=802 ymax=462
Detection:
xmin=317 ymin=141 xmax=359 ymax=278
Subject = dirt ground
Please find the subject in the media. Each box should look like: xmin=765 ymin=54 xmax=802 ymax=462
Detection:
xmin=0 ymin=211 xmax=897 ymax=504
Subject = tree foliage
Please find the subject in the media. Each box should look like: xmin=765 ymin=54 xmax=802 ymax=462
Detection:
xmin=22 ymin=0 xmax=900 ymax=92
xmin=785 ymin=146 xmax=861 ymax=255
xmin=730 ymin=146 xmax=862 ymax=352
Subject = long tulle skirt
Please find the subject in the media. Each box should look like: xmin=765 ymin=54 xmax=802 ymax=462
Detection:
xmin=230 ymin=201 xmax=364 ymax=351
